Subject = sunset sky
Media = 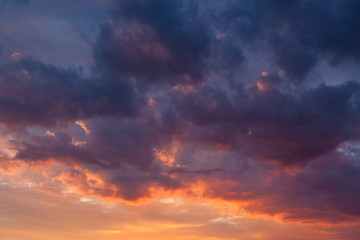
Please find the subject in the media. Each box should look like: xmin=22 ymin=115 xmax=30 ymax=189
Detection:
xmin=1 ymin=0 xmax=360 ymax=239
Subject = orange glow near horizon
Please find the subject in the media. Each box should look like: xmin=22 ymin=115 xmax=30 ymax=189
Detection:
xmin=0 ymin=154 xmax=359 ymax=240
xmin=0 ymin=172 xmax=357 ymax=240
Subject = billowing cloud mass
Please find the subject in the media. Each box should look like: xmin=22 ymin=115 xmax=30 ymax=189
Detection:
xmin=1 ymin=0 xmax=360 ymax=239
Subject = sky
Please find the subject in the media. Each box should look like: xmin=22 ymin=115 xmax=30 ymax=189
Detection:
xmin=0 ymin=0 xmax=360 ymax=239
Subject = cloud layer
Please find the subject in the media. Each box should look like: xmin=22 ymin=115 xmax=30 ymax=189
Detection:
xmin=1 ymin=0 xmax=360 ymax=229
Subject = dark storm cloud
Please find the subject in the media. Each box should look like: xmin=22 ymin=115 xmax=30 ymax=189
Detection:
xmin=15 ymin=130 xmax=102 ymax=166
xmin=173 ymin=80 xmax=360 ymax=164
xmin=166 ymin=145 xmax=360 ymax=223
xmin=14 ymin=117 xmax=169 ymax=169
xmin=13 ymin=118 xmax=180 ymax=200
xmin=244 ymin=151 xmax=360 ymax=223
xmin=188 ymin=149 xmax=360 ymax=223
xmin=85 ymin=118 xmax=163 ymax=169
xmin=91 ymin=0 xmax=360 ymax=83
xmin=110 ymin=166 xmax=182 ymax=200
xmin=93 ymin=0 xmax=212 ymax=83
xmin=224 ymin=0 xmax=360 ymax=81
xmin=0 ymin=55 xmax=138 ymax=128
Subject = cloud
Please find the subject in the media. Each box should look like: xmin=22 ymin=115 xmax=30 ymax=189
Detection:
xmin=172 ymin=80 xmax=360 ymax=165
xmin=223 ymin=0 xmax=360 ymax=81
xmin=239 ymin=151 xmax=360 ymax=223
xmin=0 ymin=55 xmax=139 ymax=128
xmin=1 ymin=0 xmax=360 ymax=228
xmin=93 ymin=0 xmax=212 ymax=83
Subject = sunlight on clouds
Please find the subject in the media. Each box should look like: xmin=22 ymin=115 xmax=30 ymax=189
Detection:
xmin=256 ymin=81 xmax=269 ymax=91
xmin=10 ymin=52 xmax=24 ymax=60
xmin=0 ymin=161 xmax=358 ymax=240
xmin=75 ymin=120 xmax=90 ymax=135
xmin=153 ymin=141 xmax=179 ymax=167
xmin=45 ymin=130 xmax=55 ymax=137
xmin=261 ymin=71 xmax=269 ymax=77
